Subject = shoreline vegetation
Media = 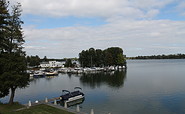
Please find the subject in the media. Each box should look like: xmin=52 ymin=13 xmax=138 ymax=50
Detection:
xmin=127 ymin=53 xmax=185 ymax=60
xmin=26 ymin=47 xmax=127 ymax=69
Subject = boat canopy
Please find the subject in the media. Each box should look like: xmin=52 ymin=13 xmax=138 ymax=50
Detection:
xmin=74 ymin=87 xmax=82 ymax=90
xmin=62 ymin=90 xmax=70 ymax=94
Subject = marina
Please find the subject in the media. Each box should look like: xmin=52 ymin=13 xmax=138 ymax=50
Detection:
xmin=1 ymin=0 xmax=184 ymax=113
xmin=2 ymin=59 xmax=185 ymax=114
xmin=28 ymin=65 xmax=126 ymax=78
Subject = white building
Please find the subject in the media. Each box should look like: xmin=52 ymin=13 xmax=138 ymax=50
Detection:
xmin=40 ymin=61 xmax=65 ymax=68
xmin=40 ymin=62 xmax=50 ymax=68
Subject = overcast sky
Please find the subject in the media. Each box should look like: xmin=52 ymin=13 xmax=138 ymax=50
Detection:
xmin=9 ymin=0 xmax=185 ymax=58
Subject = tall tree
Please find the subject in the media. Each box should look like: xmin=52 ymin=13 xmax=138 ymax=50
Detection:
xmin=65 ymin=59 xmax=73 ymax=67
xmin=28 ymin=55 xmax=40 ymax=67
xmin=95 ymin=49 xmax=104 ymax=67
xmin=43 ymin=56 xmax=48 ymax=62
xmin=0 ymin=0 xmax=10 ymax=98
xmin=104 ymin=47 xmax=125 ymax=66
xmin=0 ymin=1 xmax=29 ymax=104
xmin=0 ymin=0 xmax=9 ymax=53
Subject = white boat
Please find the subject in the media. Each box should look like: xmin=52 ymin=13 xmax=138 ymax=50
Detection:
xmin=33 ymin=70 xmax=45 ymax=78
xmin=45 ymin=71 xmax=58 ymax=76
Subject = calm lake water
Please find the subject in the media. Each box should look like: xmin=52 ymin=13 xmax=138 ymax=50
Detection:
xmin=1 ymin=59 xmax=185 ymax=114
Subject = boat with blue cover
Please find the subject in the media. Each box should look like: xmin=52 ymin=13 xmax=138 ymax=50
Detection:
xmin=60 ymin=87 xmax=84 ymax=104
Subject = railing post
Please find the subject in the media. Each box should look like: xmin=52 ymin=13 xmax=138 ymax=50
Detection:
xmin=28 ymin=100 xmax=31 ymax=107
xmin=90 ymin=109 xmax=94 ymax=114
xmin=45 ymin=97 xmax=48 ymax=103
xmin=54 ymin=99 xmax=57 ymax=105
xmin=76 ymin=105 xmax=80 ymax=112
xmin=64 ymin=101 xmax=67 ymax=108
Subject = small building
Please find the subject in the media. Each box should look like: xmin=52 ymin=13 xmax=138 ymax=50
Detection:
xmin=40 ymin=61 xmax=64 ymax=68
xmin=40 ymin=62 xmax=50 ymax=68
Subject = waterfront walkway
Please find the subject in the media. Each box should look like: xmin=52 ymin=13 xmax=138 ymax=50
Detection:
xmin=15 ymin=97 xmax=86 ymax=114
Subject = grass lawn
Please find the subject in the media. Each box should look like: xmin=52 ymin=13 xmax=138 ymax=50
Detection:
xmin=0 ymin=102 xmax=24 ymax=114
xmin=0 ymin=102 xmax=74 ymax=114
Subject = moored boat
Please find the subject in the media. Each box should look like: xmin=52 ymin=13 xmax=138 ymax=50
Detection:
xmin=33 ymin=70 xmax=45 ymax=78
xmin=60 ymin=87 xmax=84 ymax=104
xmin=45 ymin=70 xmax=58 ymax=76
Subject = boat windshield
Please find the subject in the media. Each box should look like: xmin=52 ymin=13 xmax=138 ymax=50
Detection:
xmin=62 ymin=90 xmax=70 ymax=95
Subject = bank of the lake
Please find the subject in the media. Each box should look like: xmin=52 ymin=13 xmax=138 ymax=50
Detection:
xmin=0 ymin=103 xmax=74 ymax=114
xmin=1 ymin=59 xmax=185 ymax=114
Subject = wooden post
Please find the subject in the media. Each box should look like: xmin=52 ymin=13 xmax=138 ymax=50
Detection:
xmin=76 ymin=105 xmax=80 ymax=112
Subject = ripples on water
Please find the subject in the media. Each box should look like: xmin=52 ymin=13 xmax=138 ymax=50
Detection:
xmin=1 ymin=59 xmax=185 ymax=114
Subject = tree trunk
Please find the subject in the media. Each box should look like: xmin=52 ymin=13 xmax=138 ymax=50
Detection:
xmin=9 ymin=87 xmax=16 ymax=105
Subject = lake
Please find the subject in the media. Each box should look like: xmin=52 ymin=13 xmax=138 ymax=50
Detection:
xmin=1 ymin=59 xmax=185 ymax=114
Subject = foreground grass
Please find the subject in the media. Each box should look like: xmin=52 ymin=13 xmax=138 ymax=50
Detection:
xmin=0 ymin=102 xmax=23 ymax=114
xmin=0 ymin=102 xmax=74 ymax=114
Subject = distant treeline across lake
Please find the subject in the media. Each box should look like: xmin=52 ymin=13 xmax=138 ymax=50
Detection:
xmin=128 ymin=54 xmax=185 ymax=59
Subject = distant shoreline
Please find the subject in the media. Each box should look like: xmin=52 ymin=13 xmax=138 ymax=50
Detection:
xmin=127 ymin=54 xmax=185 ymax=60
xmin=127 ymin=58 xmax=185 ymax=60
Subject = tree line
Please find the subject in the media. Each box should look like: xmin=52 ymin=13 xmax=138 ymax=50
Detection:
xmin=0 ymin=0 xmax=29 ymax=104
xmin=79 ymin=47 xmax=126 ymax=67
xmin=128 ymin=54 xmax=185 ymax=59
xmin=26 ymin=55 xmax=78 ymax=67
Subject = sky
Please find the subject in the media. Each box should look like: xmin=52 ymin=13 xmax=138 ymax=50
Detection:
xmin=9 ymin=0 xmax=185 ymax=58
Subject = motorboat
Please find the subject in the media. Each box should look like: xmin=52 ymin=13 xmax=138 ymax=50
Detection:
xmin=33 ymin=70 xmax=45 ymax=78
xmin=45 ymin=70 xmax=58 ymax=76
xmin=60 ymin=87 xmax=84 ymax=104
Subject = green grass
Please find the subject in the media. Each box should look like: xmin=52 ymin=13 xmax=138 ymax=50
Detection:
xmin=0 ymin=103 xmax=74 ymax=114
xmin=0 ymin=102 xmax=24 ymax=114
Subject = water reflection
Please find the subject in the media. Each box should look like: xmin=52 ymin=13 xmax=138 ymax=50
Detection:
xmin=29 ymin=75 xmax=58 ymax=82
xmin=79 ymin=70 xmax=127 ymax=89
xmin=45 ymin=76 xmax=58 ymax=81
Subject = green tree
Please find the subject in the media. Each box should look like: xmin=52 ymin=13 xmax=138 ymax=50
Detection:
xmin=0 ymin=0 xmax=10 ymax=98
xmin=43 ymin=56 xmax=48 ymax=62
xmin=95 ymin=49 xmax=104 ymax=67
xmin=65 ymin=59 xmax=73 ymax=67
xmin=0 ymin=0 xmax=9 ymax=53
xmin=79 ymin=47 xmax=126 ymax=67
xmin=28 ymin=55 xmax=40 ymax=67
xmin=117 ymin=53 xmax=125 ymax=66
xmin=79 ymin=50 xmax=89 ymax=67
xmin=0 ymin=1 xmax=29 ymax=104
xmin=103 ymin=50 xmax=114 ymax=66
xmin=0 ymin=53 xmax=29 ymax=104
xmin=104 ymin=47 xmax=125 ymax=66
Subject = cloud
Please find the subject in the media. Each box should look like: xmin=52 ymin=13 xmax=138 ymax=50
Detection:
xmin=11 ymin=0 xmax=174 ymax=20
xmin=176 ymin=1 xmax=185 ymax=16
xmin=23 ymin=20 xmax=185 ymax=58
xmin=8 ymin=0 xmax=185 ymax=58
